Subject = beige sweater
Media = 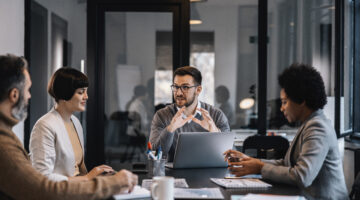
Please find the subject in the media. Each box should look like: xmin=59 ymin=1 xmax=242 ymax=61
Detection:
xmin=0 ymin=111 xmax=128 ymax=200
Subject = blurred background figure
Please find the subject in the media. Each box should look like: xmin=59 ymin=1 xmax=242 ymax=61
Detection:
xmin=215 ymin=85 xmax=235 ymax=127
xmin=126 ymin=85 xmax=150 ymax=137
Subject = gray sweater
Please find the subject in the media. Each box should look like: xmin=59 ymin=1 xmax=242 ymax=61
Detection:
xmin=149 ymin=102 xmax=230 ymax=162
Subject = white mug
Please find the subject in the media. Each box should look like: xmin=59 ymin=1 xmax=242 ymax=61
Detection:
xmin=151 ymin=176 xmax=174 ymax=200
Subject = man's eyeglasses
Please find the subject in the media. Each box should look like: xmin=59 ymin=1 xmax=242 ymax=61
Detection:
xmin=171 ymin=85 xmax=198 ymax=92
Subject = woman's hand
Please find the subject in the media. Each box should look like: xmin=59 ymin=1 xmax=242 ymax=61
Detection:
xmin=228 ymin=157 xmax=264 ymax=177
xmin=223 ymin=149 xmax=249 ymax=162
xmin=85 ymin=165 xmax=114 ymax=180
xmin=68 ymin=164 xmax=114 ymax=182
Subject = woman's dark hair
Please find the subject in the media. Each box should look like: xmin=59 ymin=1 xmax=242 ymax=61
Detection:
xmin=0 ymin=54 xmax=28 ymax=102
xmin=48 ymin=67 xmax=88 ymax=102
xmin=173 ymin=66 xmax=202 ymax=85
xmin=278 ymin=63 xmax=327 ymax=110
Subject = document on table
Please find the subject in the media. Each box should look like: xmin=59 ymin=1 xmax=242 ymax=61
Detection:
xmin=224 ymin=174 xmax=262 ymax=179
xmin=231 ymin=193 xmax=305 ymax=200
xmin=174 ymin=188 xmax=224 ymax=199
xmin=210 ymin=178 xmax=272 ymax=189
xmin=141 ymin=178 xmax=189 ymax=190
xmin=112 ymin=185 xmax=150 ymax=200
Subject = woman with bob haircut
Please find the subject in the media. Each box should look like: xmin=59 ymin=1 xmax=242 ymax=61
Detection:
xmin=224 ymin=63 xmax=348 ymax=200
xmin=30 ymin=67 xmax=113 ymax=182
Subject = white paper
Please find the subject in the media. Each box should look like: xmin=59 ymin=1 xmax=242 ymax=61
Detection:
xmin=141 ymin=178 xmax=189 ymax=190
xmin=174 ymin=188 xmax=224 ymax=199
xmin=231 ymin=193 xmax=305 ymax=200
xmin=211 ymin=178 xmax=272 ymax=189
xmin=112 ymin=185 xmax=150 ymax=200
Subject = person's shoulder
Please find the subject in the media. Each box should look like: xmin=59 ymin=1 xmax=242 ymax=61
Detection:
xmin=156 ymin=104 xmax=176 ymax=115
xmin=201 ymin=102 xmax=223 ymax=114
xmin=0 ymin=128 xmax=12 ymax=140
xmin=32 ymin=110 xmax=59 ymax=130
xmin=0 ymin=128 xmax=22 ymax=153
xmin=304 ymin=110 xmax=335 ymax=137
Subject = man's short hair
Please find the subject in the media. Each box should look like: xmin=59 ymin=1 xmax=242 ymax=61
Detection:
xmin=278 ymin=63 xmax=327 ymax=110
xmin=0 ymin=54 xmax=28 ymax=103
xmin=173 ymin=66 xmax=202 ymax=85
xmin=48 ymin=67 xmax=89 ymax=102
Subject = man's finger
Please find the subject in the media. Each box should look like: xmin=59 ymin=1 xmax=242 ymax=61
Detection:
xmin=192 ymin=118 xmax=203 ymax=126
xmin=199 ymin=109 xmax=213 ymax=122
xmin=198 ymin=108 xmax=210 ymax=116
xmin=179 ymin=115 xmax=194 ymax=126
xmin=174 ymin=106 xmax=186 ymax=117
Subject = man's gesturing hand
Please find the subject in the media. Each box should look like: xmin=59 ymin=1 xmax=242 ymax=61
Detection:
xmin=166 ymin=107 xmax=194 ymax=133
xmin=192 ymin=108 xmax=220 ymax=132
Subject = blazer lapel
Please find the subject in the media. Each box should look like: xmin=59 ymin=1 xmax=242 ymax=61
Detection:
xmin=71 ymin=115 xmax=85 ymax=154
xmin=286 ymin=124 xmax=305 ymax=166
xmin=52 ymin=108 xmax=76 ymax=165
xmin=285 ymin=110 xmax=321 ymax=166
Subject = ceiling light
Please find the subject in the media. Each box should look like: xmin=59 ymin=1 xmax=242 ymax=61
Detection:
xmin=190 ymin=3 xmax=202 ymax=25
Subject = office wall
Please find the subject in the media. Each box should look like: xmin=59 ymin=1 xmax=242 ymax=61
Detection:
xmin=34 ymin=0 xmax=87 ymax=73
xmin=0 ymin=0 xmax=25 ymax=144
xmin=191 ymin=4 xmax=240 ymax=111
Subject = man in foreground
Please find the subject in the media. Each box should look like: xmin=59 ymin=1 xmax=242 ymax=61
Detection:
xmin=0 ymin=54 xmax=137 ymax=200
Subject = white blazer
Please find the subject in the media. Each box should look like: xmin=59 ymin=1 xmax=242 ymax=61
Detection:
xmin=29 ymin=108 xmax=85 ymax=182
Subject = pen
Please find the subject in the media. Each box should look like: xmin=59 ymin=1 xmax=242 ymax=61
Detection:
xmin=157 ymin=147 xmax=162 ymax=160
xmin=147 ymin=142 xmax=152 ymax=150
xmin=147 ymin=150 xmax=156 ymax=160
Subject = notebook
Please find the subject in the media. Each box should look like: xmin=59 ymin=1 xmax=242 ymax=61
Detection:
xmin=166 ymin=132 xmax=234 ymax=169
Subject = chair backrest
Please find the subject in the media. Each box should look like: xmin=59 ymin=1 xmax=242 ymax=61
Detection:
xmin=243 ymin=135 xmax=289 ymax=159
xmin=105 ymin=111 xmax=131 ymax=146
xmin=350 ymin=172 xmax=360 ymax=199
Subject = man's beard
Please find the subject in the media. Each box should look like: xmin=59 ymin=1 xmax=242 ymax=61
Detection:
xmin=175 ymin=93 xmax=196 ymax=108
xmin=11 ymin=92 xmax=28 ymax=121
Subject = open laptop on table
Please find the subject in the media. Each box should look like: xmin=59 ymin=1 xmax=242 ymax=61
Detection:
xmin=166 ymin=132 xmax=234 ymax=169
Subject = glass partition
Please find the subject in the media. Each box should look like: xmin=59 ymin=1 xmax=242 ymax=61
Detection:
xmin=267 ymin=0 xmax=336 ymax=133
xmin=104 ymin=12 xmax=173 ymax=166
xmin=190 ymin=0 xmax=259 ymax=130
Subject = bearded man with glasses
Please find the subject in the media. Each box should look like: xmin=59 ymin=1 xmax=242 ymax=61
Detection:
xmin=149 ymin=66 xmax=230 ymax=162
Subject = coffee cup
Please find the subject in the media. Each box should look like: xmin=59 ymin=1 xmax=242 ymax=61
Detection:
xmin=151 ymin=176 xmax=174 ymax=200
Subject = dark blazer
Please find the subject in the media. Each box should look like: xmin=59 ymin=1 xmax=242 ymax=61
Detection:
xmin=261 ymin=110 xmax=348 ymax=200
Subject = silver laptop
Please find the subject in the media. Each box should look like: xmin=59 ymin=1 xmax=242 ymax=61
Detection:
xmin=166 ymin=132 xmax=234 ymax=169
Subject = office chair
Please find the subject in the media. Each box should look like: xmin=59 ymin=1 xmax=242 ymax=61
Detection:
xmin=105 ymin=111 xmax=146 ymax=163
xmin=242 ymin=134 xmax=289 ymax=159
xmin=350 ymin=172 xmax=360 ymax=200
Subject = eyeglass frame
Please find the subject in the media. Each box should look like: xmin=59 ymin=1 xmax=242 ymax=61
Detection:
xmin=170 ymin=84 xmax=199 ymax=93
